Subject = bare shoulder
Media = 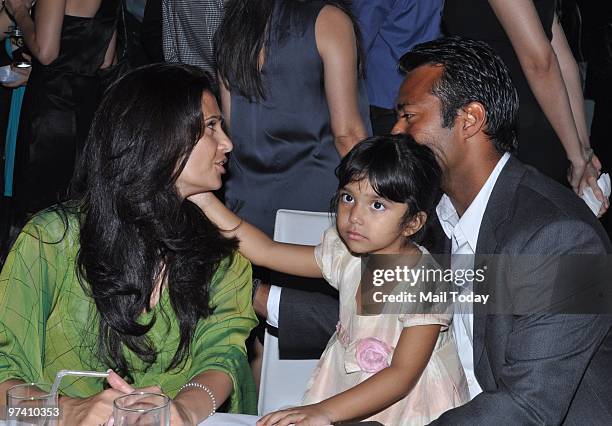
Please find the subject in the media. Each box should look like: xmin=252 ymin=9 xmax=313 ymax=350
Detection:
xmin=315 ymin=4 xmax=355 ymax=54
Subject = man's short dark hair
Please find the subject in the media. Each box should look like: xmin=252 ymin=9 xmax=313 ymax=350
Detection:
xmin=399 ymin=36 xmax=519 ymax=153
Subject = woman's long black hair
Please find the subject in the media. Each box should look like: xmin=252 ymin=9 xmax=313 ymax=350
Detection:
xmin=216 ymin=0 xmax=363 ymax=101
xmin=70 ymin=63 xmax=238 ymax=380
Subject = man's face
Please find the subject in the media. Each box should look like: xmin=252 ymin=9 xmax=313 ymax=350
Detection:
xmin=391 ymin=65 xmax=460 ymax=174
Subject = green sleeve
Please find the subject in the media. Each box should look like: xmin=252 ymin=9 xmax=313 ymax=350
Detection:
xmin=188 ymin=253 xmax=258 ymax=414
xmin=0 ymin=213 xmax=68 ymax=385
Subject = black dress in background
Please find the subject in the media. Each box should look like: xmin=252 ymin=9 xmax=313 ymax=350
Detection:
xmin=13 ymin=0 xmax=119 ymax=216
xmin=443 ymin=0 xmax=568 ymax=184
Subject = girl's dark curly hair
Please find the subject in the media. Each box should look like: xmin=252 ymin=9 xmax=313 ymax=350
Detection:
xmin=70 ymin=63 xmax=238 ymax=380
xmin=331 ymin=135 xmax=442 ymax=242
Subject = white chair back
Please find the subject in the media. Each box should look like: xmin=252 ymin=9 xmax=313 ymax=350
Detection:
xmin=257 ymin=209 xmax=334 ymax=416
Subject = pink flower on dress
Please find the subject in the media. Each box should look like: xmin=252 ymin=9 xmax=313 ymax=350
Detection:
xmin=355 ymin=337 xmax=392 ymax=373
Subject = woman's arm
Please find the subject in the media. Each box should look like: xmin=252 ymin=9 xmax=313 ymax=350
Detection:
xmin=106 ymin=369 xmax=231 ymax=425
xmin=258 ymin=325 xmax=442 ymax=425
xmin=315 ymin=5 xmax=368 ymax=157
xmin=173 ymin=370 xmax=232 ymax=424
xmin=488 ymin=0 xmax=602 ymax=199
xmin=100 ymin=29 xmax=117 ymax=69
xmin=1 ymin=5 xmax=12 ymax=40
xmin=5 ymin=0 xmax=65 ymax=65
xmin=189 ymin=193 xmax=321 ymax=278
xmin=550 ymin=14 xmax=607 ymax=212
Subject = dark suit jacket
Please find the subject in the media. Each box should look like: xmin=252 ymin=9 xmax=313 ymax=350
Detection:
xmin=433 ymin=156 xmax=612 ymax=424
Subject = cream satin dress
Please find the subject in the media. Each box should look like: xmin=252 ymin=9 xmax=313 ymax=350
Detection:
xmin=302 ymin=228 xmax=469 ymax=426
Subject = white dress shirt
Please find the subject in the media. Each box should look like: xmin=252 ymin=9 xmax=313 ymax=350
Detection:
xmin=436 ymin=152 xmax=510 ymax=399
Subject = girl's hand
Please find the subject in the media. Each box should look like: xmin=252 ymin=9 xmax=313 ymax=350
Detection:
xmin=257 ymin=404 xmax=333 ymax=426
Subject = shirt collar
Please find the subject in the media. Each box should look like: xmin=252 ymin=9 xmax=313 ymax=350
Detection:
xmin=436 ymin=153 xmax=511 ymax=252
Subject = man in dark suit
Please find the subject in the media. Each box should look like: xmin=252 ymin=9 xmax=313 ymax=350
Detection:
xmin=392 ymin=36 xmax=611 ymax=424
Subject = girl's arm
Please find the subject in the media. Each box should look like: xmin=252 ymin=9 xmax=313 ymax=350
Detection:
xmin=315 ymin=5 xmax=368 ymax=157
xmin=488 ymin=0 xmax=601 ymax=200
xmin=5 ymin=0 xmax=65 ymax=65
xmin=257 ymin=324 xmax=442 ymax=426
xmin=189 ymin=193 xmax=322 ymax=278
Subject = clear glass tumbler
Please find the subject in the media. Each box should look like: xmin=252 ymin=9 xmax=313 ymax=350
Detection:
xmin=113 ymin=392 xmax=170 ymax=426
xmin=6 ymin=383 xmax=59 ymax=426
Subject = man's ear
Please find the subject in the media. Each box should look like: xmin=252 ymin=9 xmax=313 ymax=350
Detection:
xmin=457 ymin=101 xmax=486 ymax=139
xmin=403 ymin=211 xmax=428 ymax=238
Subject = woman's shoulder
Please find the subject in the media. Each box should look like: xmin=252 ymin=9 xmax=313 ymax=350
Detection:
xmin=23 ymin=205 xmax=80 ymax=244
xmin=210 ymin=252 xmax=252 ymax=289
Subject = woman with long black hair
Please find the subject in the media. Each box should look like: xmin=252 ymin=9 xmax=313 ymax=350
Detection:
xmin=216 ymin=0 xmax=371 ymax=238
xmin=4 ymin=0 xmax=120 ymax=218
xmin=0 ymin=63 xmax=257 ymax=424
xmin=215 ymin=0 xmax=371 ymax=373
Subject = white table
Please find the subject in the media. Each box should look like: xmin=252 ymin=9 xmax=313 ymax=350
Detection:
xmin=0 ymin=413 xmax=259 ymax=426
xmin=199 ymin=413 xmax=258 ymax=426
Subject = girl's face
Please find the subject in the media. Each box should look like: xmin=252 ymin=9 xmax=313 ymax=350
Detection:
xmin=336 ymin=179 xmax=414 ymax=255
xmin=176 ymin=91 xmax=233 ymax=198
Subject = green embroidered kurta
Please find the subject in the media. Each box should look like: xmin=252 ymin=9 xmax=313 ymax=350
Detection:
xmin=0 ymin=209 xmax=258 ymax=414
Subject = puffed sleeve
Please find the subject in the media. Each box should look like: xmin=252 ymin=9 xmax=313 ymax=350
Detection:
xmin=398 ymin=253 xmax=453 ymax=331
xmin=187 ymin=253 xmax=258 ymax=414
xmin=0 ymin=212 xmax=68 ymax=385
xmin=314 ymin=227 xmax=352 ymax=289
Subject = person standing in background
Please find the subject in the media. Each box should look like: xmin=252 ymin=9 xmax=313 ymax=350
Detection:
xmin=162 ymin=0 xmax=224 ymax=84
xmin=3 ymin=0 xmax=120 ymax=257
xmin=216 ymin=0 xmax=370 ymax=366
xmin=353 ymin=0 xmax=443 ymax=135
xmin=443 ymin=0 xmax=607 ymax=216
xmin=577 ymin=0 xmax=612 ymax=234
xmin=118 ymin=0 xmax=163 ymax=67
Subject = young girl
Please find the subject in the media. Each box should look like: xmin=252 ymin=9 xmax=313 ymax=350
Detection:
xmin=192 ymin=135 xmax=468 ymax=425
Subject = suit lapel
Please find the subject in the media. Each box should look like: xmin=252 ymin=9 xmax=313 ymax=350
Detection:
xmin=473 ymin=156 xmax=526 ymax=375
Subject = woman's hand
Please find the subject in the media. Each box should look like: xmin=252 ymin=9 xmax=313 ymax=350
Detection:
xmin=108 ymin=370 xmax=195 ymax=425
xmin=170 ymin=399 xmax=196 ymax=426
xmin=4 ymin=0 xmax=32 ymax=18
xmin=568 ymin=152 xmax=609 ymax=217
xmin=59 ymin=388 xmax=125 ymax=426
xmin=2 ymin=61 xmax=31 ymax=88
xmin=256 ymin=404 xmax=333 ymax=426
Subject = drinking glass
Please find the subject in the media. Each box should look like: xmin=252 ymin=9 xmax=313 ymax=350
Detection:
xmin=5 ymin=383 xmax=59 ymax=426
xmin=113 ymin=392 xmax=170 ymax=426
